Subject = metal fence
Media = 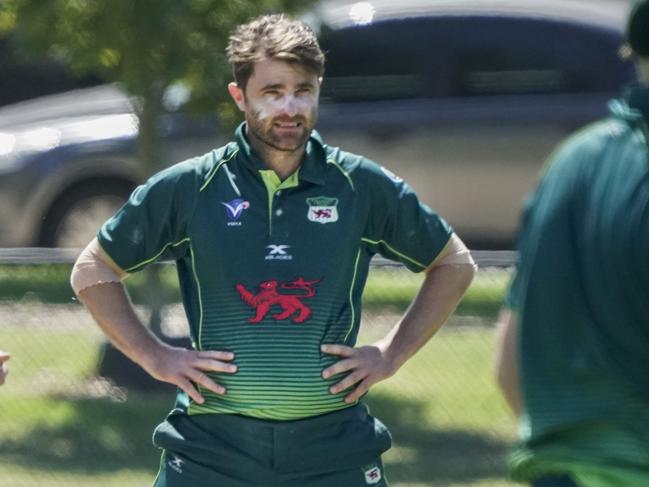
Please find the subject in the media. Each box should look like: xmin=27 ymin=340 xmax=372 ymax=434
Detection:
xmin=0 ymin=249 xmax=517 ymax=487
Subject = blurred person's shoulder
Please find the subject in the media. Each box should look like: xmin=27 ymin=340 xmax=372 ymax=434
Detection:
xmin=542 ymin=116 xmax=634 ymax=179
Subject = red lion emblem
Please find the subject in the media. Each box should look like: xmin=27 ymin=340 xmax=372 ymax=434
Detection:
xmin=235 ymin=277 xmax=321 ymax=324
xmin=313 ymin=209 xmax=332 ymax=219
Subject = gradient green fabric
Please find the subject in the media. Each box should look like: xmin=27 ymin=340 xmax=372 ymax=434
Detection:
xmin=99 ymin=123 xmax=451 ymax=420
xmin=506 ymin=85 xmax=649 ymax=483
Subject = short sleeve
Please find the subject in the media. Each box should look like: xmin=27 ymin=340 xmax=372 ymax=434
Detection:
xmin=97 ymin=162 xmax=198 ymax=272
xmin=363 ymin=163 xmax=453 ymax=272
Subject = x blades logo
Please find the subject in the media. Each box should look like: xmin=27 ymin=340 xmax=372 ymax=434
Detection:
xmin=168 ymin=455 xmax=184 ymax=474
xmin=265 ymin=244 xmax=292 ymax=261
xmin=222 ymin=198 xmax=250 ymax=226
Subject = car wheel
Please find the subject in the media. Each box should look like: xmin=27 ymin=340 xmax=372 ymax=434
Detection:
xmin=39 ymin=181 xmax=133 ymax=248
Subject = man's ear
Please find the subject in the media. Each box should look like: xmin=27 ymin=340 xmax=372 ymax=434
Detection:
xmin=228 ymin=82 xmax=246 ymax=112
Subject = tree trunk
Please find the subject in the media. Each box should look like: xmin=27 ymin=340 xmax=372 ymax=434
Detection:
xmin=135 ymin=84 xmax=167 ymax=336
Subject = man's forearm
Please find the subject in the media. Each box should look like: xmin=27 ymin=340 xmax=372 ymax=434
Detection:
xmin=78 ymin=282 xmax=164 ymax=372
xmin=322 ymin=237 xmax=476 ymax=403
xmin=381 ymin=263 xmax=475 ymax=370
xmin=77 ymin=280 xmax=237 ymax=402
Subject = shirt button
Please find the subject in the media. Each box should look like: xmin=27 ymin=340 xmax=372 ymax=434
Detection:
xmin=275 ymin=209 xmax=283 ymax=216
xmin=276 ymin=190 xmax=282 ymax=197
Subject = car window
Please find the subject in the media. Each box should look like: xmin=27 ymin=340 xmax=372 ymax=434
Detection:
xmin=319 ymin=19 xmax=430 ymax=101
xmin=319 ymin=14 xmax=633 ymax=102
xmin=0 ymin=38 xmax=103 ymax=108
xmin=454 ymin=16 xmax=632 ymax=96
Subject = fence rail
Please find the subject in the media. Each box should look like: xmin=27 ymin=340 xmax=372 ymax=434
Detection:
xmin=0 ymin=247 xmax=517 ymax=267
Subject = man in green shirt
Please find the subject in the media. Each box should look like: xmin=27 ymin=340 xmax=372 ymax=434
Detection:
xmin=71 ymin=14 xmax=475 ymax=486
xmin=495 ymin=2 xmax=649 ymax=486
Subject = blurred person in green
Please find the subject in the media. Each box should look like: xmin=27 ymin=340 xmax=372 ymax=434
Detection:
xmin=495 ymin=2 xmax=649 ymax=487
xmin=0 ymin=350 xmax=10 ymax=385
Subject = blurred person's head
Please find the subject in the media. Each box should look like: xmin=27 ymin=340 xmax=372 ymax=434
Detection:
xmin=226 ymin=14 xmax=325 ymax=153
xmin=626 ymin=0 xmax=649 ymax=82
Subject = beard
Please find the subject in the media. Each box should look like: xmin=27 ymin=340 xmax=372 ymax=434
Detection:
xmin=246 ymin=109 xmax=317 ymax=152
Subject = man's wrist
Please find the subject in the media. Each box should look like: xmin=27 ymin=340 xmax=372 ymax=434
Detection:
xmin=376 ymin=339 xmax=403 ymax=377
xmin=132 ymin=334 xmax=168 ymax=374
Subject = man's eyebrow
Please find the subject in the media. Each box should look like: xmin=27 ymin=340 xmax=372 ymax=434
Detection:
xmin=260 ymin=81 xmax=316 ymax=91
xmin=261 ymin=83 xmax=285 ymax=91
xmin=296 ymin=82 xmax=316 ymax=89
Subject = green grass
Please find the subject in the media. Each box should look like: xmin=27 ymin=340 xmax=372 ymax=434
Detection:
xmin=359 ymin=324 xmax=516 ymax=487
xmin=0 ymin=314 xmax=516 ymax=487
xmin=363 ymin=268 xmax=510 ymax=317
xmin=0 ymin=325 xmax=172 ymax=486
xmin=0 ymin=264 xmax=181 ymax=305
xmin=0 ymin=265 xmax=515 ymax=486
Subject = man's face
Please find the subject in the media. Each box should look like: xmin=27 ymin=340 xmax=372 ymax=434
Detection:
xmin=228 ymin=58 xmax=320 ymax=152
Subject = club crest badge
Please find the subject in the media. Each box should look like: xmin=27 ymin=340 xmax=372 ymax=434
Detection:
xmin=363 ymin=464 xmax=382 ymax=485
xmin=306 ymin=196 xmax=338 ymax=224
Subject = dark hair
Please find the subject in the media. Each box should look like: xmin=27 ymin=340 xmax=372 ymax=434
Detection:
xmin=226 ymin=14 xmax=325 ymax=90
xmin=627 ymin=0 xmax=649 ymax=57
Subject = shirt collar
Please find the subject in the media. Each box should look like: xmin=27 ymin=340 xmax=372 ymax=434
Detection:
xmin=234 ymin=122 xmax=327 ymax=186
xmin=626 ymin=83 xmax=649 ymax=124
xmin=610 ymin=83 xmax=649 ymax=124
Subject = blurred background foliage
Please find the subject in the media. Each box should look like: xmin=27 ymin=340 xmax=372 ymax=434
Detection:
xmin=0 ymin=0 xmax=318 ymax=175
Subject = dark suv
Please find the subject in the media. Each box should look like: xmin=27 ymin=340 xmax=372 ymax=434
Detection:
xmin=0 ymin=0 xmax=636 ymax=247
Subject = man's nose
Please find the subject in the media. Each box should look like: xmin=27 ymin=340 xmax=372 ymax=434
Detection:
xmin=282 ymin=96 xmax=298 ymax=116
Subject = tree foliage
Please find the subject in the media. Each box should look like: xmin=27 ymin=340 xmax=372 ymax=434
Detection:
xmin=1 ymin=0 xmax=317 ymax=173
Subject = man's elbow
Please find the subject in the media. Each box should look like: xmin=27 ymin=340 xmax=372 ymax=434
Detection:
xmin=439 ymin=262 xmax=475 ymax=296
xmin=427 ymin=233 xmax=477 ymax=290
xmin=459 ymin=262 xmax=477 ymax=289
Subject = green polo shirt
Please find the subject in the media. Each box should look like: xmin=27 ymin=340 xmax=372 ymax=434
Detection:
xmin=506 ymin=85 xmax=649 ymax=484
xmin=98 ymin=123 xmax=452 ymax=420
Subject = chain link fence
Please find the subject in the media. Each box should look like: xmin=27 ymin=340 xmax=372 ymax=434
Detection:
xmin=0 ymin=249 xmax=517 ymax=487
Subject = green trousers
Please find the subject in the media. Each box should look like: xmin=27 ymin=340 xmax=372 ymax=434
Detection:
xmin=152 ymin=403 xmax=391 ymax=487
